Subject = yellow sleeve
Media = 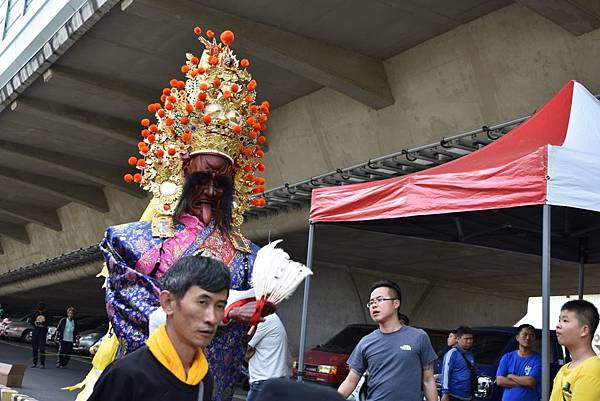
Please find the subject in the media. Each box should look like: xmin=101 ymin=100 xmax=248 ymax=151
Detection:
xmin=571 ymin=374 xmax=600 ymax=401
xmin=548 ymin=368 xmax=565 ymax=401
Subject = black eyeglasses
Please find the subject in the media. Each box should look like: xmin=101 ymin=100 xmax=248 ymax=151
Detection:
xmin=366 ymin=297 xmax=399 ymax=309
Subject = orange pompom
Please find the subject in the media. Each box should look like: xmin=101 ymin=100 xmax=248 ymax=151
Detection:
xmin=194 ymin=26 xmax=202 ymax=35
xmin=257 ymin=162 xmax=265 ymax=172
xmin=258 ymin=135 xmax=267 ymax=144
xmin=180 ymin=116 xmax=189 ymax=124
xmin=252 ymin=186 xmax=264 ymax=194
xmin=232 ymin=125 xmax=242 ymax=134
xmin=240 ymin=59 xmax=250 ymax=68
xmin=258 ymin=113 xmax=268 ymax=122
xmin=155 ymin=149 xmax=164 ymax=158
xmin=165 ymin=118 xmax=174 ymax=126
xmin=199 ymin=83 xmax=209 ymax=91
xmin=195 ymin=101 xmax=205 ymax=110
xmin=254 ymin=177 xmax=265 ymax=185
xmin=185 ymin=103 xmax=193 ymax=113
xmin=245 ymin=95 xmax=253 ymax=104
xmin=206 ymin=29 xmax=214 ymax=38
xmin=261 ymin=100 xmax=270 ymax=109
xmin=198 ymin=92 xmax=207 ymax=101
xmin=223 ymin=91 xmax=232 ymax=99
xmin=256 ymin=150 xmax=265 ymax=158
xmin=128 ymin=156 xmax=137 ymax=166
xmin=168 ymin=148 xmax=177 ymax=156
xmin=247 ymin=80 xmax=257 ymax=90
xmin=182 ymin=132 xmax=191 ymax=143
xmin=137 ymin=142 xmax=146 ymax=151
xmin=136 ymin=159 xmax=146 ymax=167
xmin=243 ymin=147 xmax=254 ymax=157
xmin=260 ymin=123 xmax=267 ymax=131
xmin=191 ymin=56 xmax=200 ymax=65
xmin=202 ymin=115 xmax=212 ymax=124
xmin=250 ymin=105 xmax=258 ymax=113
xmin=248 ymin=130 xmax=258 ymax=139
xmin=141 ymin=118 xmax=150 ymax=127
xmin=162 ymin=88 xmax=171 ymax=96
xmin=251 ymin=199 xmax=261 ymax=206
xmin=181 ymin=65 xmax=190 ymax=73
xmin=165 ymin=103 xmax=173 ymax=110
xmin=247 ymin=116 xmax=256 ymax=125
xmin=231 ymin=84 xmax=239 ymax=92
xmin=197 ymin=67 xmax=206 ymax=74
xmin=190 ymin=70 xmax=198 ymax=78
xmin=209 ymin=56 xmax=219 ymax=65
xmin=220 ymin=30 xmax=235 ymax=45
xmin=157 ymin=109 xmax=166 ymax=118
xmin=141 ymin=129 xmax=149 ymax=138
xmin=243 ymin=165 xmax=253 ymax=172
xmin=133 ymin=173 xmax=142 ymax=183
xmin=160 ymin=94 xmax=167 ymax=103
xmin=167 ymin=96 xmax=176 ymax=103
xmin=213 ymin=78 xmax=221 ymax=88
xmin=124 ymin=174 xmax=134 ymax=183
xmin=177 ymin=81 xmax=185 ymax=89
xmin=246 ymin=174 xmax=255 ymax=181
xmin=147 ymin=104 xmax=155 ymax=113
xmin=146 ymin=134 xmax=154 ymax=144
xmin=253 ymin=123 xmax=261 ymax=131
xmin=140 ymin=144 xmax=149 ymax=154
xmin=169 ymin=79 xmax=178 ymax=87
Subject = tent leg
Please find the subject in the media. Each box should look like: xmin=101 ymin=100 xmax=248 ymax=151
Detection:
xmin=541 ymin=205 xmax=551 ymax=401
xmin=578 ymin=238 xmax=585 ymax=300
xmin=297 ymin=222 xmax=315 ymax=382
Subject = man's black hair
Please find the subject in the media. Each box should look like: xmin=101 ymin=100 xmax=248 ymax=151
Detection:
xmin=174 ymin=171 xmax=234 ymax=232
xmin=160 ymin=255 xmax=231 ymax=301
xmin=516 ymin=323 xmax=536 ymax=335
xmin=449 ymin=329 xmax=457 ymax=335
xmin=456 ymin=326 xmax=474 ymax=337
xmin=370 ymin=279 xmax=402 ymax=319
xmin=561 ymin=299 xmax=599 ymax=336
xmin=36 ymin=302 xmax=46 ymax=311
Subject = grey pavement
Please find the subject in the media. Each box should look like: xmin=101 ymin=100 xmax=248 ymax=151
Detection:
xmin=0 ymin=339 xmax=90 ymax=401
xmin=1 ymin=339 xmax=249 ymax=401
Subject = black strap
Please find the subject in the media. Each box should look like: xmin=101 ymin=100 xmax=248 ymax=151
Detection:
xmin=458 ymin=351 xmax=478 ymax=394
xmin=149 ymin=242 xmax=165 ymax=277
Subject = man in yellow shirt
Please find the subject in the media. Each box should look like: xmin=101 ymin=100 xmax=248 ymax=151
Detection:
xmin=550 ymin=299 xmax=600 ymax=401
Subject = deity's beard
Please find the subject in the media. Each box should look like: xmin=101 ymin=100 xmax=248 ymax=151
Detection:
xmin=173 ymin=171 xmax=234 ymax=232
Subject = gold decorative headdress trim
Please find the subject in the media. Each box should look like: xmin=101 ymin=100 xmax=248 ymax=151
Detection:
xmin=123 ymin=28 xmax=269 ymax=228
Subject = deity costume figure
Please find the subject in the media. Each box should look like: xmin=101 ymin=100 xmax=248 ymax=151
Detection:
xmin=73 ymin=28 xmax=271 ymax=401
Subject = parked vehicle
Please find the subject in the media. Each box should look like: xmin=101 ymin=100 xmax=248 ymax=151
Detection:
xmin=46 ymin=316 xmax=107 ymax=346
xmin=294 ymin=324 xmax=565 ymax=401
xmin=2 ymin=312 xmax=63 ymax=343
xmin=74 ymin=323 xmax=109 ymax=355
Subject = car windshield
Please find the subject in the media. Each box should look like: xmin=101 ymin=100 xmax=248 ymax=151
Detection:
xmin=319 ymin=325 xmax=376 ymax=354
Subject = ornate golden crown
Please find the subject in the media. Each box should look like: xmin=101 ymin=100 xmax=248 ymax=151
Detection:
xmin=124 ymin=28 xmax=268 ymax=227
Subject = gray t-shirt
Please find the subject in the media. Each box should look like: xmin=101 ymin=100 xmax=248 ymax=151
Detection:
xmin=347 ymin=325 xmax=437 ymax=401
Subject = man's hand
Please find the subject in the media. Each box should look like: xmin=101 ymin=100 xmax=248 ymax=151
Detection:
xmin=244 ymin=346 xmax=256 ymax=363
xmin=422 ymin=363 xmax=438 ymax=401
xmin=337 ymin=369 xmax=361 ymax=398
xmin=441 ymin=394 xmax=450 ymax=401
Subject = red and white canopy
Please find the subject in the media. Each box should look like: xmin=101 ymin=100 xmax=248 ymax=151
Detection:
xmin=310 ymin=81 xmax=600 ymax=223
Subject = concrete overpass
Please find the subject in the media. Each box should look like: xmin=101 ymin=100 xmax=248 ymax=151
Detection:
xmin=2 ymin=0 xmax=600 ymax=349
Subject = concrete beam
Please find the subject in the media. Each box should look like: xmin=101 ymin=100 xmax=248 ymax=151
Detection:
xmin=12 ymin=98 xmax=138 ymax=146
xmin=126 ymin=0 xmax=394 ymax=110
xmin=516 ymin=0 xmax=600 ymax=35
xmin=0 ymin=222 xmax=29 ymax=244
xmin=47 ymin=65 xmax=156 ymax=105
xmin=0 ymin=166 xmax=109 ymax=212
xmin=0 ymin=139 xmax=145 ymax=198
xmin=0 ymin=200 xmax=62 ymax=231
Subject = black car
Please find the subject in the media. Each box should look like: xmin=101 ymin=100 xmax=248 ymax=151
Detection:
xmin=74 ymin=323 xmax=109 ymax=355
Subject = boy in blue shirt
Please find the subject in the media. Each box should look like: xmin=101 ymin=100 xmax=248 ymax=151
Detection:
xmin=496 ymin=324 xmax=541 ymax=401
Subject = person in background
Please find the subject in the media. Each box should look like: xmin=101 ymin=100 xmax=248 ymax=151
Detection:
xmin=245 ymin=313 xmax=291 ymax=401
xmin=54 ymin=306 xmax=80 ymax=368
xmin=30 ymin=301 xmax=49 ymax=369
xmin=441 ymin=326 xmax=476 ymax=401
xmin=549 ymin=300 xmax=600 ymax=401
xmin=496 ymin=323 xmax=541 ymax=401
xmin=337 ymin=279 xmax=438 ymax=401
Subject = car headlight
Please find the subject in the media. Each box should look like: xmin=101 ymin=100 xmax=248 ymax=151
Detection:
xmin=317 ymin=365 xmax=338 ymax=375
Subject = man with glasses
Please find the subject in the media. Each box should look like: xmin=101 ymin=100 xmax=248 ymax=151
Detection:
xmin=496 ymin=323 xmax=541 ymax=401
xmin=337 ymin=280 xmax=438 ymax=401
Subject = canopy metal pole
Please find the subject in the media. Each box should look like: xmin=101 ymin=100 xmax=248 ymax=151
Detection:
xmin=541 ymin=204 xmax=551 ymax=401
xmin=578 ymin=238 xmax=585 ymax=300
xmin=297 ymin=222 xmax=315 ymax=382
